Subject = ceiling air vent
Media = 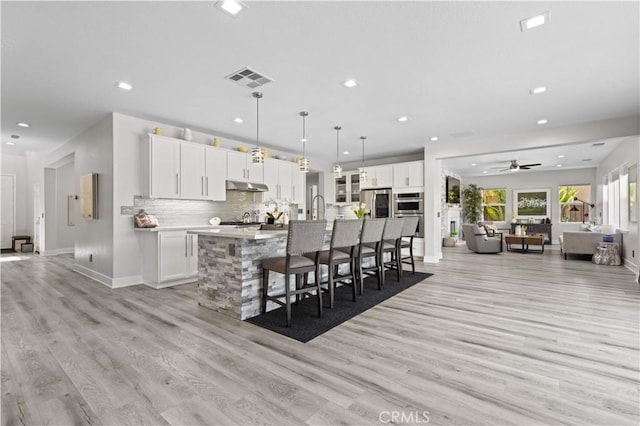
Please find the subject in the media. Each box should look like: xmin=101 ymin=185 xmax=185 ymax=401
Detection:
xmin=225 ymin=67 xmax=273 ymax=89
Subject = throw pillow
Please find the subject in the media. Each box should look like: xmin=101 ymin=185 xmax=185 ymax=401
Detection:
xmin=483 ymin=224 xmax=497 ymax=236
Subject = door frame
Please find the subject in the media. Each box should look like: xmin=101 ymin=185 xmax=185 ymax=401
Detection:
xmin=1 ymin=174 xmax=16 ymax=249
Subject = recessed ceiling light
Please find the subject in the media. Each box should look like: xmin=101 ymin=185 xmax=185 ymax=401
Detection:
xmin=343 ymin=151 xmax=349 ymax=155
xmin=582 ymin=158 xmax=593 ymax=162
xmin=342 ymin=79 xmax=359 ymax=88
xmin=397 ymin=116 xmax=408 ymax=122
xmin=115 ymin=81 xmax=133 ymax=90
xmin=17 ymin=122 xmax=31 ymax=128
xmin=233 ymin=117 xmax=243 ymax=123
xmin=482 ymin=171 xmax=488 ymax=174
xmin=471 ymin=163 xmax=477 ymax=166
xmin=216 ymin=0 xmax=246 ymax=16
xmin=430 ymin=136 xmax=439 ymax=142
xmin=5 ymin=141 xmax=16 ymax=145
xmin=556 ymin=164 xmax=563 ymax=167
xmin=520 ymin=11 xmax=549 ymax=32
xmin=537 ymin=119 xmax=548 ymax=125
xmin=530 ymin=86 xmax=547 ymax=95
xmin=557 ymin=154 xmax=565 ymax=158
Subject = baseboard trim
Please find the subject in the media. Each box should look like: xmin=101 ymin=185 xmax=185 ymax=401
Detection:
xmin=623 ymin=258 xmax=638 ymax=275
xmin=73 ymin=264 xmax=143 ymax=288
xmin=422 ymin=255 xmax=441 ymax=264
xmin=41 ymin=248 xmax=74 ymax=256
xmin=143 ymin=277 xmax=197 ymax=289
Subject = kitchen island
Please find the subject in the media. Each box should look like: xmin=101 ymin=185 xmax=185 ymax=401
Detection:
xmin=188 ymin=228 xmax=290 ymax=320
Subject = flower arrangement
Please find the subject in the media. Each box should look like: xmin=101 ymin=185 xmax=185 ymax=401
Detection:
xmin=265 ymin=199 xmax=289 ymax=223
xmin=353 ymin=203 xmax=367 ymax=219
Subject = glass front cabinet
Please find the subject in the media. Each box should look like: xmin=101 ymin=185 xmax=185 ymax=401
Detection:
xmin=334 ymin=172 xmax=360 ymax=204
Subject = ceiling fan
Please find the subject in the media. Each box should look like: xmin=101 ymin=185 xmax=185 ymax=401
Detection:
xmin=492 ymin=160 xmax=542 ymax=172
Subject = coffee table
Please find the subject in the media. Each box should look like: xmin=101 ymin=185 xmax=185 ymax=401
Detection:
xmin=505 ymin=234 xmax=544 ymax=253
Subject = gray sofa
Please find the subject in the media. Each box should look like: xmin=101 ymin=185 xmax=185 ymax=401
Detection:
xmin=559 ymin=231 xmax=622 ymax=259
xmin=462 ymin=224 xmax=503 ymax=254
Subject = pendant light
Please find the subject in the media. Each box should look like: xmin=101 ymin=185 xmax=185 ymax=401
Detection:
xmin=358 ymin=136 xmax=367 ymax=181
xmin=251 ymin=92 xmax=264 ymax=165
xmin=299 ymin=111 xmax=310 ymax=173
xmin=332 ymin=126 xmax=343 ymax=179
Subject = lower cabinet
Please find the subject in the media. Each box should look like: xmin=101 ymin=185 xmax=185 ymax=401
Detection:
xmin=142 ymin=230 xmax=198 ymax=288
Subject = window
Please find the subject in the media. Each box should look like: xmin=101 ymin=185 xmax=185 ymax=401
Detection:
xmin=481 ymin=188 xmax=506 ymax=221
xmin=559 ymin=185 xmax=591 ymax=223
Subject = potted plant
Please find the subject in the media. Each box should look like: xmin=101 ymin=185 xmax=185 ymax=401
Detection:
xmin=443 ymin=230 xmax=459 ymax=247
xmin=461 ymin=184 xmax=483 ymax=224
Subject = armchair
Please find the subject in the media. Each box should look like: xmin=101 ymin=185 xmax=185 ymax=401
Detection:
xmin=462 ymin=224 xmax=503 ymax=254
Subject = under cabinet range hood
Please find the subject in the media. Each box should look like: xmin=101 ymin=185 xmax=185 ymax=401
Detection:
xmin=225 ymin=180 xmax=269 ymax=192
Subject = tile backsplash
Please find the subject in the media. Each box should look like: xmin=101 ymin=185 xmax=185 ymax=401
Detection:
xmin=134 ymin=192 xmax=267 ymax=226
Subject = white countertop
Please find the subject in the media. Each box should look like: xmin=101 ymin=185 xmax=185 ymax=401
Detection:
xmin=188 ymin=228 xmax=288 ymax=240
xmin=133 ymin=224 xmax=236 ymax=232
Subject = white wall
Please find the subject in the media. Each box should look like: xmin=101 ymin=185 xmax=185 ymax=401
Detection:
xmin=462 ymin=168 xmax=597 ymax=243
xmin=596 ymin=137 xmax=639 ymax=273
xmin=43 ymin=168 xmax=57 ymax=252
xmin=56 ymin=161 xmax=75 ymax=250
xmin=0 ymin=153 xmax=29 ymax=234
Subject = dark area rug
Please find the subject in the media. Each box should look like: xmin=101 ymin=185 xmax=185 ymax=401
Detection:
xmin=247 ymin=271 xmax=433 ymax=343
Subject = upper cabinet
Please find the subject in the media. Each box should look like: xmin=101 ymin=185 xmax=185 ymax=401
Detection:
xmin=263 ymin=158 xmax=304 ymax=204
xmin=393 ymin=161 xmax=424 ymax=189
xmin=142 ymin=135 xmax=226 ymax=201
xmin=143 ymin=135 xmax=181 ymax=198
xmin=334 ymin=172 xmax=360 ymax=204
xmin=360 ymin=165 xmax=393 ymax=189
xmin=227 ymin=150 xmax=262 ymax=183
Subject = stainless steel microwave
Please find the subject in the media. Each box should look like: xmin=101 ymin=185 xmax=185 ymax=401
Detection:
xmin=394 ymin=192 xmax=423 ymax=214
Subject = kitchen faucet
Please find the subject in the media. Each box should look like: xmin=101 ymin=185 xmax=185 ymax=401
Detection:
xmin=311 ymin=194 xmax=325 ymax=220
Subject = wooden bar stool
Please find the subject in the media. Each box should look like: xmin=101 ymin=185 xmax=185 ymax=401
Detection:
xmin=353 ymin=219 xmax=386 ymax=295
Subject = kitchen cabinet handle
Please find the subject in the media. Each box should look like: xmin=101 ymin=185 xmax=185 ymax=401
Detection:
xmin=406 ymin=176 xmax=409 ymax=186
xmin=201 ymin=176 xmax=204 ymax=195
xmin=293 ymin=186 xmax=295 ymax=201
xmin=176 ymin=173 xmax=179 ymax=194
xmin=247 ymin=169 xmax=250 ymax=180
xmin=190 ymin=235 xmax=194 ymax=256
xmin=185 ymin=235 xmax=188 ymax=257
xmin=206 ymin=177 xmax=209 ymax=196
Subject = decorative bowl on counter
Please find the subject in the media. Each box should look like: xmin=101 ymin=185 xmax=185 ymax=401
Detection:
xmin=209 ymin=217 xmax=221 ymax=225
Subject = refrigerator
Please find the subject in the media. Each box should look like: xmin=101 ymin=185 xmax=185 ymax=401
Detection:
xmin=361 ymin=188 xmax=393 ymax=219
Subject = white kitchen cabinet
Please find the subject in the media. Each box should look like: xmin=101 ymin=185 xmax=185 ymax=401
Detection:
xmin=393 ymin=161 xmax=424 ymax=189
xmin=143 ymin=135 xmax=181 ymax=198
xmin=142 ymin=135 xmax=226 ymax=200
xmin=227 ymin=151 xmax=261 ymax=183
xmin=180 ymin=143 xmax=206 ymax=199
xmin=205 ymin=148 xmax=227 ymax=200
xmin=334 ymin=171 xmax=360 ymax=204
xmin=141 ymin=230 xmax=198 ymax=288
xmin=262 ymin=158 xmax=302 ymax=202
xmin=360 ymin=165 xmax=393 ymax=189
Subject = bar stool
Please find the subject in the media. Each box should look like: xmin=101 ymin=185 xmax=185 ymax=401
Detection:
xmin=353 ymin=218 xmax=386 ymax=295
xmin=261 ymin=220 xmax=327 ymax=327
xmin=381 ymin=218 xmax=405 ymax=284
xmin=308 ymin=219 xmax=362 ymax=308
xmin=399 ymin=217 xmax=420 ymax=274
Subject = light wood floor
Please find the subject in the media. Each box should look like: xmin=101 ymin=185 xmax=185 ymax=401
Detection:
xmin=2 ymin=247 xmax=639 ymax=425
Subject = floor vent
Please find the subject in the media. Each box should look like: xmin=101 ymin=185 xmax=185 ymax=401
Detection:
xmin=225 ymin=67 xmax=273 ymax=89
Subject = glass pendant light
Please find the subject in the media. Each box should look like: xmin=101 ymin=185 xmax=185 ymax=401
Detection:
xmin=251 ymin=92 xmax=264 ymax=165
xmin=358 ymin=136 xmax=367 ymax=181
xmin=332 ymin=126 xmax=343 ymax=179
xmin=299 ymin=111 xmax=310 ymax=173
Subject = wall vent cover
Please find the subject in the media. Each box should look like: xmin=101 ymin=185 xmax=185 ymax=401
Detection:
xmin=225 ymin=67 xmax=273 ymax=89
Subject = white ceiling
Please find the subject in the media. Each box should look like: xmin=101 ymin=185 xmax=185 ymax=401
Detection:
xmin=2 ymin=1 xmax=639 ymax=172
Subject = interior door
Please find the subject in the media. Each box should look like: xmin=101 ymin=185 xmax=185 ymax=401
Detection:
xmin=1 ymin=175 xmax=15 ymax=249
